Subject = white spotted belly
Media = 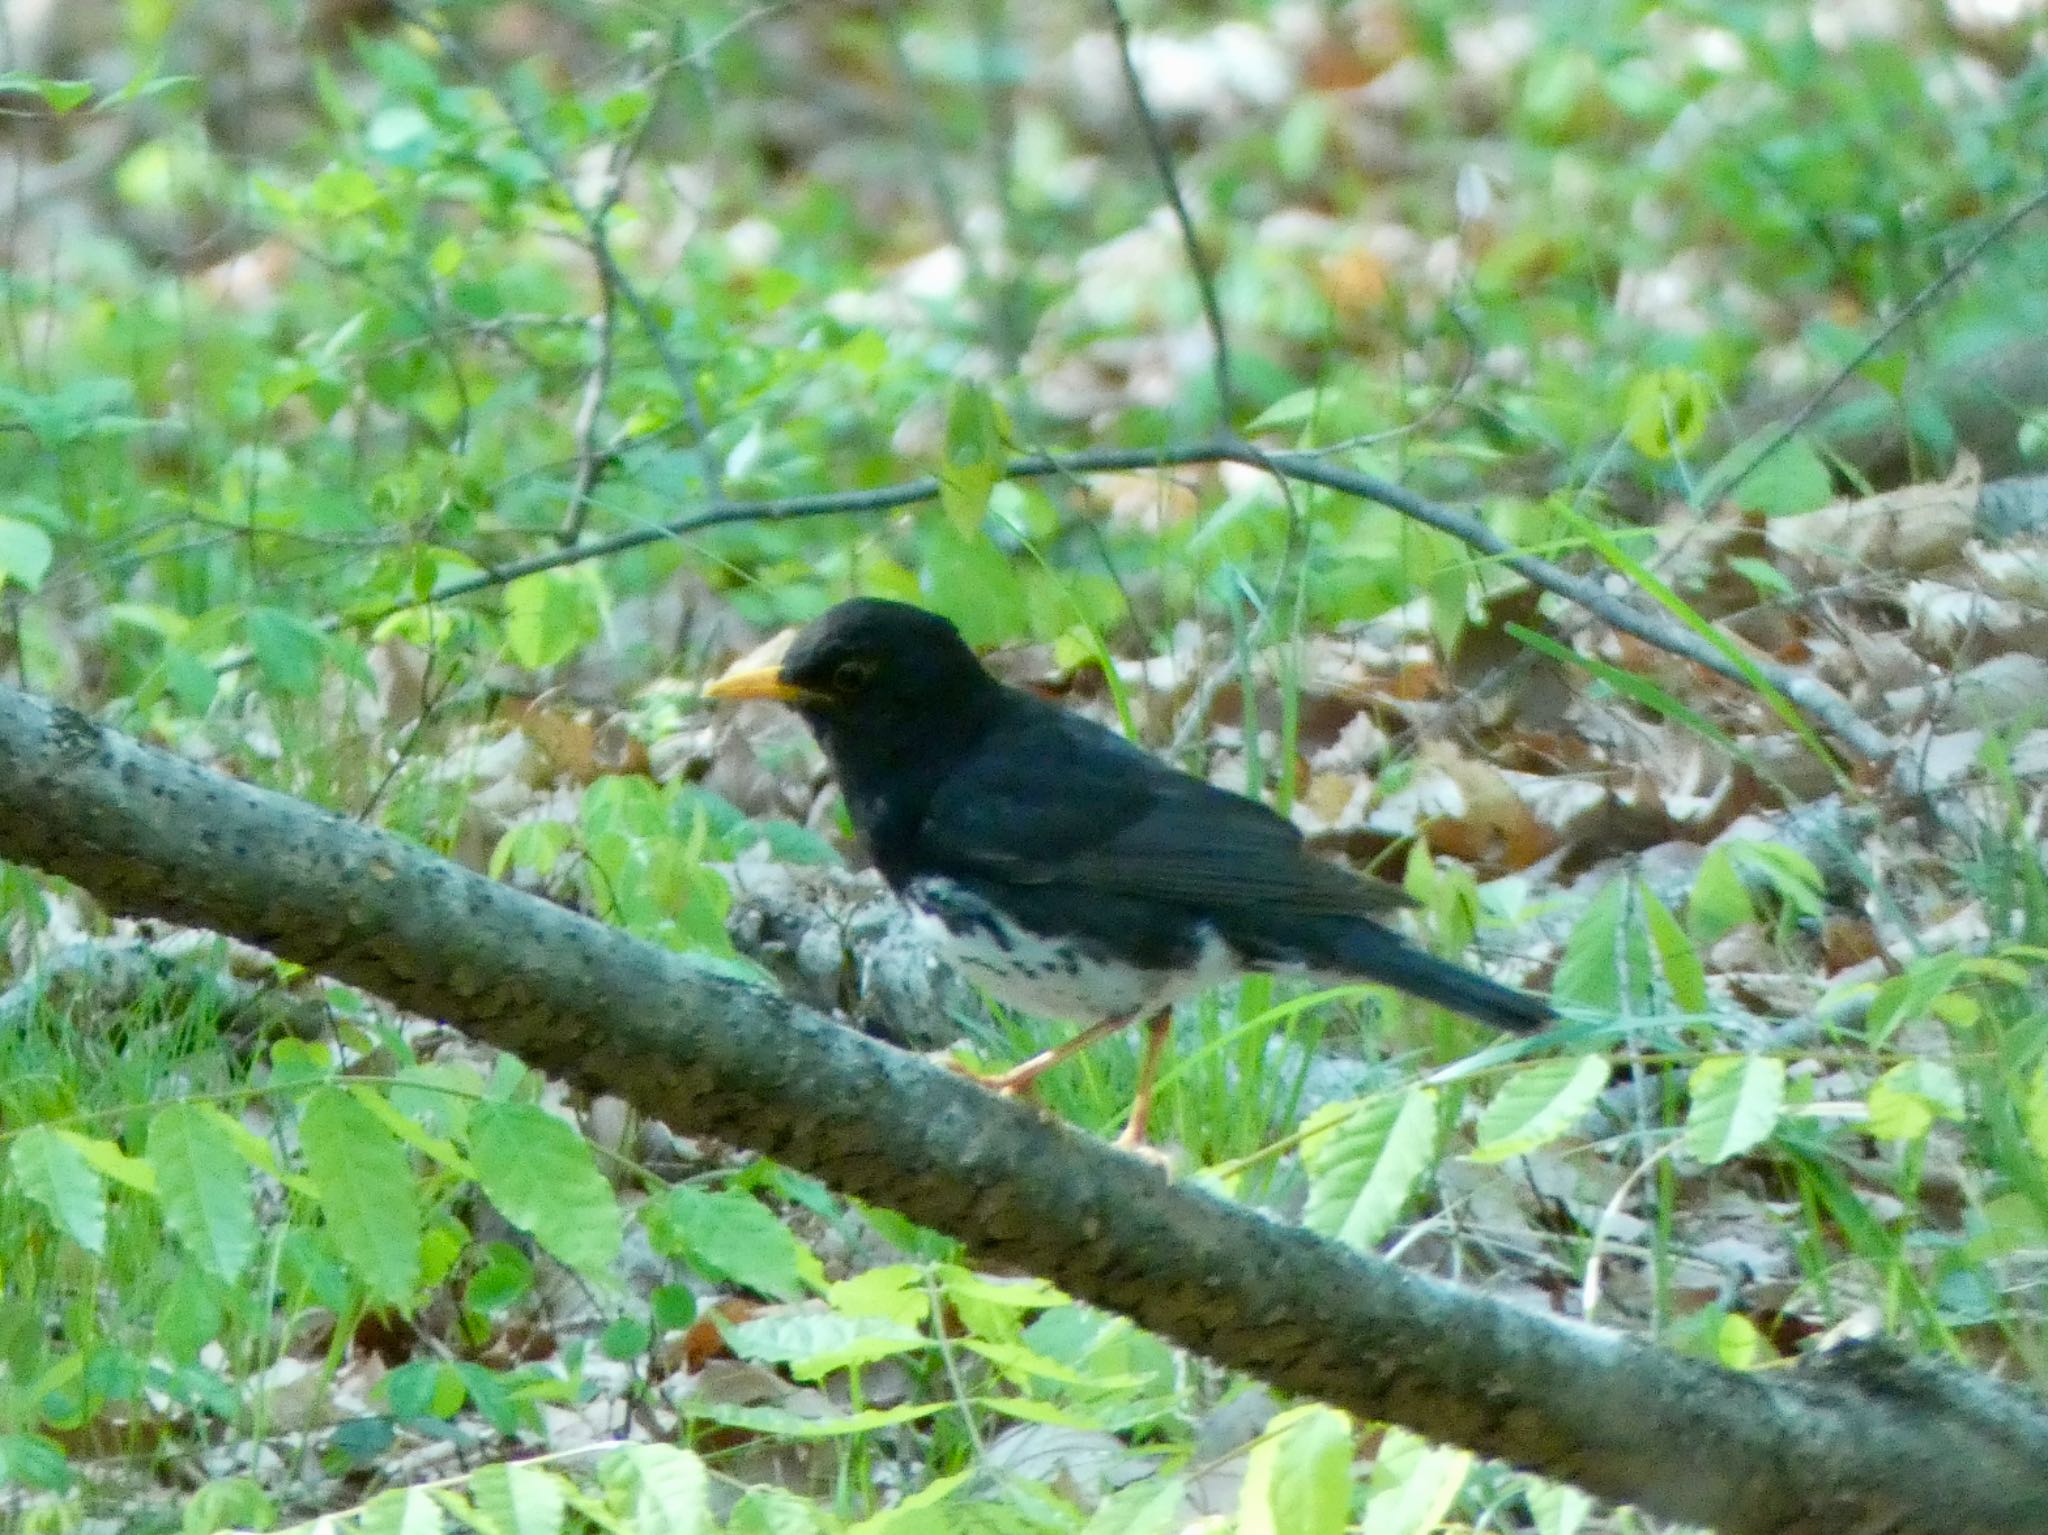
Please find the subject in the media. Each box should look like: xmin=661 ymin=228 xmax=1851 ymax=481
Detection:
xmin=902 ymin=876 xmax=1236 ymax=1022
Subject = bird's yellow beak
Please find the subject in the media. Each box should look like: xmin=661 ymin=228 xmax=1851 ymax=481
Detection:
xmin=703 ymin=629 xmax=820 ymax=705
xmin=702 ymin=663 xmax=808 ymax=703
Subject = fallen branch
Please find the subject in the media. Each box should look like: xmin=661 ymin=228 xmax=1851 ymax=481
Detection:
xmin=0 ymin=686 xmax=2039 ymax=1533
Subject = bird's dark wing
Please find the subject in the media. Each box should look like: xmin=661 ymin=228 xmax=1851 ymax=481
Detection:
xmin=915 ymin=697 xmax=1412 ymax=918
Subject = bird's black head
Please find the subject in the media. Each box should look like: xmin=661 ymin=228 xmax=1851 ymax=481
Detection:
xmin=704 ymin=598 xmax=992 ymax=724
xmin=703 ymin=599 xmax=1003 ymax=855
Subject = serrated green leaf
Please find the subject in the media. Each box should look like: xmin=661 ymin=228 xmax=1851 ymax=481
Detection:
xmin=1642 ymin=887 xmax=1709 ymax=1014
xmin=348 ymin=1083 xmax=469 ymax=1173
xmin=617 ymin=1444 xmax=709 ymax=1535
xmin=1685 ymin=1056 xmax=1785 ymax=1163
xmin=1471 ymin=1056 xmax=1610 ymax=1162
xmin=1689 ymin=847 xmax=1755 ymax=945
xmin=147 ymin=1103 xmax=258 ymax=1281
xmin=54 ymin=1129 xmax=155 ymax=1194
xmin=9 ymin=1126 xmax=107 ymax=1253
xmin=656 ymin=1186 xmax=815 ymax=1300
xmin=1239 ymin=1404 xmax=1353 ymax=1535
xmin=1302 ymin=1088 xmax=1438 ymax=1251
xmin=728 ymin=1486 xmax=836 ymax=1535
xmin=1361 ymin=1427 xmax=1471 ymax=1535
xmin=358 ymin=1487 xmax=444 ymax=1535
xmin=1553 ymin=879 xmax=1626 ymax=1011
xmin=469 ymin=1102 xmax=620 ymax=1278
xmin=301 ymin=1087 xmax=423 ymax=1308
xmin=681 ymin=1398 xmax=948 ymax=1439
xmin=722 ymin=1312 xmax=925 ymax=1381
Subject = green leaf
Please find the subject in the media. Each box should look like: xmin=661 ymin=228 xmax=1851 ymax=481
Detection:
xmin=920 ymin=521 xmax=1028 ymax=646
xmin=0 ymin=73 xmax=93 ymax=111
xmin=722 ymin=1312 xmax=926 ymax=1381
xmin=356 ymin=1487 xmax=444 ymax=1535
xmin=1238 ymin=1404 xmax=1353 ymax=1535
xmin=1709 ymin=434 xmax=1833 ymax=517
xmin=728 ymin=1486 xmax=838 ymax=1535
xmin=655 ymin=1186 xmax=816 ymax=1300
xmin=1642 ymin=887 xmax=1709 ymax=1013
xmin=681 ymin=1398 xmax=947 ymax=1439
xmin=1684 ymin=1056 xmax=1786 ymax=1163
xmin=1080 ymin=1478 xmax=1188 ymax=1535
xmin=181 ymin=1475 xmax=276 ymax=1535
xmin=1553 ymin=878 xmax=1626 ymax=1011
xmin=1361 ymin=1428 xmax=1472 ymax=1535
xmin=1471 ymin=1056 xmax=1611 ymax=1162
xmin=466 ymin=1243 xmax=535 ymax=1315
xmin=825 ymin=1265 xmax=927 ymax=1327
xmin=503 ymin=569 xmax=604 ymax=670
xmin=147 ymin=1103 xmax=258 ymax=1281
xmin=300 ymin=1087 xmax=424 ymax=1308
xmin=1525 ymin=1479 xmax=1596 ymax=1535
xmin=601 ymin=1316 xmax=652 ymax=1360
xmin=613 ymin=1444 xmax=710 ymax=1535
xmin=1623 ymin=367 xmax=1712 ymax=461
xmin=9 ymin=1126 xmax=107 ymax=1254
xmin=2025 ymin=1063 xmax=2048 ymax=1166
xmin=469 ymin=1102 xmax=621 ymax=1278
xmin=154 ymin=1266 xmax=225 ymax=1366
xmin=1713 ymin=1312 xmax=1771 ymax=1370
xmin=1868 ymin=1060 xmax=1965 ymax=1141
xmin=54 ymin=1129 xmax=156 ymax=1194
xmin=0 ymin=518 xmax=54 ymax=591
xmin=1689 ymin=847 xmax=1755 ymax=945
xmin=0 ymin=1432 xmax=72 ymax=1491
xmin=242 ymin=606 xmax=328 ymax=696
xmin=1302 ymin=1088 xmax=1438 ymax=1251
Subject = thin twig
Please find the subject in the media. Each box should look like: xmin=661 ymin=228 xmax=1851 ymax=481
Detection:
xmin=407 ymin=10 xmax=726 ymax=501
xmin=1099 ymin=0 xmax=1236 ymax=426
xmin=1723 ymin=179 xmax=2048 ymax=500
xmin=557 ymin=76 xmax=656 ymax=545
xmin=206 ymin=438 xmax=1889 ymax=763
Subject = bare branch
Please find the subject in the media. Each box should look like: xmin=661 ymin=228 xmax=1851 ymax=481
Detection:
xmin=0 ymin=688 xmax=2042 ymax=1534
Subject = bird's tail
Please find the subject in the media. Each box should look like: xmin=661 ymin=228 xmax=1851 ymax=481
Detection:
xmin=1325 ymin=924 xmax=1553 ymax=1033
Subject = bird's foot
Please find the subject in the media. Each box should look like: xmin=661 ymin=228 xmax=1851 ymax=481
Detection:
xmin=932 ymin=1049 xmax=1043 ymax=1100
xmin=1112 ymin=1122 xmax=1176 ymax=1174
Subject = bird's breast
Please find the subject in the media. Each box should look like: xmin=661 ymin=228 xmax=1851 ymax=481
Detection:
xmin=901 ymin=874 xmax=1235 ymax=1023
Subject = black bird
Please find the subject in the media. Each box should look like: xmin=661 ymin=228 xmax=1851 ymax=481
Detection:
xmin=705 ymin=598 xmax=1551 ymax=1147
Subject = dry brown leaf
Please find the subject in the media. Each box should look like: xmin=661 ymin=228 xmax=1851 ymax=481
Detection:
xmin=1368 ymin=740 xmax=1554 ymax=870
xmin=499 ymin=695 xmax=650 ymax=783
xmin=1769 ymin=451 xmax=1980 ymax=577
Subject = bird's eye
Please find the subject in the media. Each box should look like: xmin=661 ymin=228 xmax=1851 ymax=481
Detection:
xmin=832 ymin=657 xmax=877 ymax=693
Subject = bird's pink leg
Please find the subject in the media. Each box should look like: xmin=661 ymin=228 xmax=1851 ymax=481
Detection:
xmin=959 ymin=1011 xmax=1145 ymax=1096
xmin=1114 ymin=1011 xmax=1174 ymax=1151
